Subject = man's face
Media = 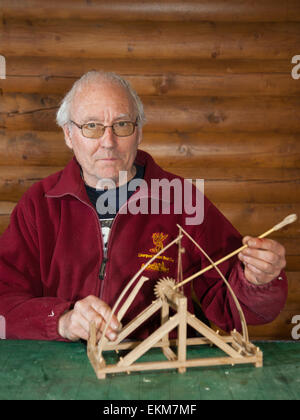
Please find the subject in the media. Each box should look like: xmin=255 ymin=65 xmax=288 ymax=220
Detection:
xmin=63 ymin=80 xmax=142 ymax=188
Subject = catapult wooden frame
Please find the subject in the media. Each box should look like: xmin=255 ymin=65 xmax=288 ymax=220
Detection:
xmin=88 ymin=214 xmax=297 ymax=379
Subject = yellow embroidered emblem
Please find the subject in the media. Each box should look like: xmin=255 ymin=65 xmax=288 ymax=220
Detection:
xmin=141 ymin=261 xmax=169 ymax=273
xmin=149 ymin=232 xmax=169 ymax=253
xmin=137 ymin=232 xmax=174 ymax=273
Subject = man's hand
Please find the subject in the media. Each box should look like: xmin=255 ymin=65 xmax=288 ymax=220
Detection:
xmin=238 ymin=236 xmax=286 ymax=285
xmin=58 ymin=295 xmax=121 ymax=342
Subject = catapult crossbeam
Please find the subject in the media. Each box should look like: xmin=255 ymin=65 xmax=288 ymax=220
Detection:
xmin=88 ymin=276 xmax=262 ymax=379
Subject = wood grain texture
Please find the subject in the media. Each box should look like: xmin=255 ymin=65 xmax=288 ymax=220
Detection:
xmin=3 ymin=59 xmax=300 ymax=96
xmin=1 ymin=94 xmax=300 ymax=132
xmin=3 ymin=56 xmax=295 ymax=77
xmin=1 ymin=131 xmax=299 ymax=169
xmin=1 ymin=20 xmax=300 ymax=60
xmin=1 ymin=0 xmax=300 ymax=22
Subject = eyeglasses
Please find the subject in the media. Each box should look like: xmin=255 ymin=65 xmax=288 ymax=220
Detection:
xmin=70 ymin=119 xmax=138 ymax=139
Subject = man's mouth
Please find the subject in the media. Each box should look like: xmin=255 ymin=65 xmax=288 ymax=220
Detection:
xmin=98 ymin=157 xmax=118 ymax=161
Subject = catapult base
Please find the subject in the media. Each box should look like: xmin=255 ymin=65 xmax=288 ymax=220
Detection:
xmin=88 ymin=278 xmax=263 ymax=380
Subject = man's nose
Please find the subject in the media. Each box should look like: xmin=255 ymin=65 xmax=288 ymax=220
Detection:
xmin=99 ymin=126 xmax=116 ymax=148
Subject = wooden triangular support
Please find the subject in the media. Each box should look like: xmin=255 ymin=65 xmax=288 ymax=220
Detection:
xmin=87 ymin=278 xmax=262 ymax=379
xmin=87 ymin=215 xmax=298 ymax=378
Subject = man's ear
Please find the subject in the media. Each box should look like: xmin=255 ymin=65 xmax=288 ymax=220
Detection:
xmin=63 ymin=123 xmax=73 ymax=150
xmin=137 ymin=126 xmax=143 ymax=145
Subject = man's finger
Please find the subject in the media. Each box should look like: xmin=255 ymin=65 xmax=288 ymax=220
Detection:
xmin=81 ymin=307 xmax=118 ymax=341
xmin=73 ymin=297 xmax=119 ymax=341
xmin=242 ymin=236 xmax=285 ymax=256
xmin=241 ymin=247 xmax=280 ymax=266
xmin=90 ymin=299 xmax=121 ymax=331
xmin=240 ymin=253 xmax=275 ymax=275
xmin=244 ymin=264 xmax=273 ymax=285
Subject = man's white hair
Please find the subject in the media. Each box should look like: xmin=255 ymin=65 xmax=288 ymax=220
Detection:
xmin=56 ymin=70 xmax=146 ymax=127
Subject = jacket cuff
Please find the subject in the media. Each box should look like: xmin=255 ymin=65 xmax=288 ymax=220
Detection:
xmin=230 ymin=261 xmax=288 ymax=324
xmin=236 ymin=260 xmax=287 ymax=290
xmin=45 ymin=301 xmax=74 ymax=341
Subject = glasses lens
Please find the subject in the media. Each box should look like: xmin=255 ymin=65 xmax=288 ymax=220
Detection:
xmin=82 ymin=123 xmax=104 ymax=139
xmin=113 ymin=121 xmax=135 ymax=137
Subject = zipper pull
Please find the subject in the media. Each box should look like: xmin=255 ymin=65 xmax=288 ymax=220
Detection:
xmin=99 ymin=257 xmax=107 ymax=280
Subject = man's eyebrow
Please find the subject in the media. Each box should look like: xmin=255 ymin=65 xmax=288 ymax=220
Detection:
xmin=81 ymin=114 xmax=132 ymax=123
xmin=114 ymin=113 xmax=132 ymax=120
xmin=81 ymin=116 xmax=102 ymax=123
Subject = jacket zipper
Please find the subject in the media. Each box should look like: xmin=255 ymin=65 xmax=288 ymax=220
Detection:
xmin=98 ymin=212 xmax=119 ymax=297
xmin=45 ymin=192 xmax=104 ymax=297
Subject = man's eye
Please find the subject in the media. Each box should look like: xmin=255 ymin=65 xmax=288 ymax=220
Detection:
xmin=116 ymin=121 xmax=129 ymax=127
xmin=86 ymin=123 xmax=97 ymax=129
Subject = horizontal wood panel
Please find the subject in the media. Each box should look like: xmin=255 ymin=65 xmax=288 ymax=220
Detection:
xmin=286 ymin=271 xmax=300 ymax=310
xmin=0 ymin=131 xmax=72 ymax=167
xmin=285 ymin=256 xmax=300 ymax=272
xmin=1 ymin=20 xmax=300 ymax=60
xmin=202 ymin=176 xmax=300 ymax=204
xmin=4 ymin=56 xmax=294 ymax=77
xmin=216 ymin=203 xmax=300 ymax=240
xmin=142 ymin=133 xmax=300 ymax=169
xmin=161 ymin=166 xmax=300 ymax=184
xmin=1 ymin=0 xmax=300 ymax=22
xmin=0 ymin=201 xmax=16 ymax=215
xmin=0 ymin=163 xmax=299 ymax=205
xmin=3 ymin=71 xmax=299 ymax=97
xmin=1 ymin=95 xmax=300 ymax=133
xmin=1 ymin=131 xmax=299 ymax=169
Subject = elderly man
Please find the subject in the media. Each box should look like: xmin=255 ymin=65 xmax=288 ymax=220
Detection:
xmin=0 ymin=71 xmax=287 ymax=342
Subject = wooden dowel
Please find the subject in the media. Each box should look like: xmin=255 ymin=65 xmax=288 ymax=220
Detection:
xmin=117 ymin=314 xmax=180 ymax=368
xmin=117 ymin=276 xmax=149 ymax=322
xmin=97 ymin=234 xmax=182 ymax=359
xmin=176 ymin=224 xmax=249 ymax=342
xmin=174 ymin=214 xmax=297 ymax=290
xmin=114 ymin=300 xmax=163 ymax=346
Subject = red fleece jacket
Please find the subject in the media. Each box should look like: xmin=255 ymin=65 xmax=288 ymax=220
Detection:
xmin=0 ymin=150 xmax=287 ymax=340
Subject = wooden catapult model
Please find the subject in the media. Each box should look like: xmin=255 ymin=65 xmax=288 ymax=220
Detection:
xmin=88 ymin=214 xmax=297 ymax=379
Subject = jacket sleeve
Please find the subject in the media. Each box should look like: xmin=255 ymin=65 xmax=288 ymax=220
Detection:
xmin=192 ymin=201 xmax=288 ymax=333
xmin=0 ymin=196 xmax=73 ymax=341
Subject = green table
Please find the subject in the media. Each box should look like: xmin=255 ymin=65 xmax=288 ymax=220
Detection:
xmin=0 ymin=340 xmax=299 ymax=400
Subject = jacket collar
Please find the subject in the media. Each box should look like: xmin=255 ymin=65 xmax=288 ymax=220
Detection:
xmin=45 ymin=157 xmax=88 ymax=201
xmin=45 ymin=150 xmax=172 ymax=203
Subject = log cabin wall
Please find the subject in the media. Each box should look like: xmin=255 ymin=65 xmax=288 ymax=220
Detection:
xmin=0 ymin=0 xmax=299 ymax=340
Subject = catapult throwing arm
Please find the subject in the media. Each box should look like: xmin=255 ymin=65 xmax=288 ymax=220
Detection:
xmin=174 ymin=213 xmax=297 ymax=290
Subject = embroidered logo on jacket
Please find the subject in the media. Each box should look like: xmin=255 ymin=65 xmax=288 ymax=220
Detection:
xmin=149 ymin=232 xmax=169 ymax=253
xmin=138 ymin=232 xmax=174 ymax=273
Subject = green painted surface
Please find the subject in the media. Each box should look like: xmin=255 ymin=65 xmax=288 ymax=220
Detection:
xmin=0 ymin=340 xmax=299 ymax=400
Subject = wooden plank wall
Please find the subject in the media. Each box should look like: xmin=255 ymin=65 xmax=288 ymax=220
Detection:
xmin=0 ymin=0 xmax=299 ymax=340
